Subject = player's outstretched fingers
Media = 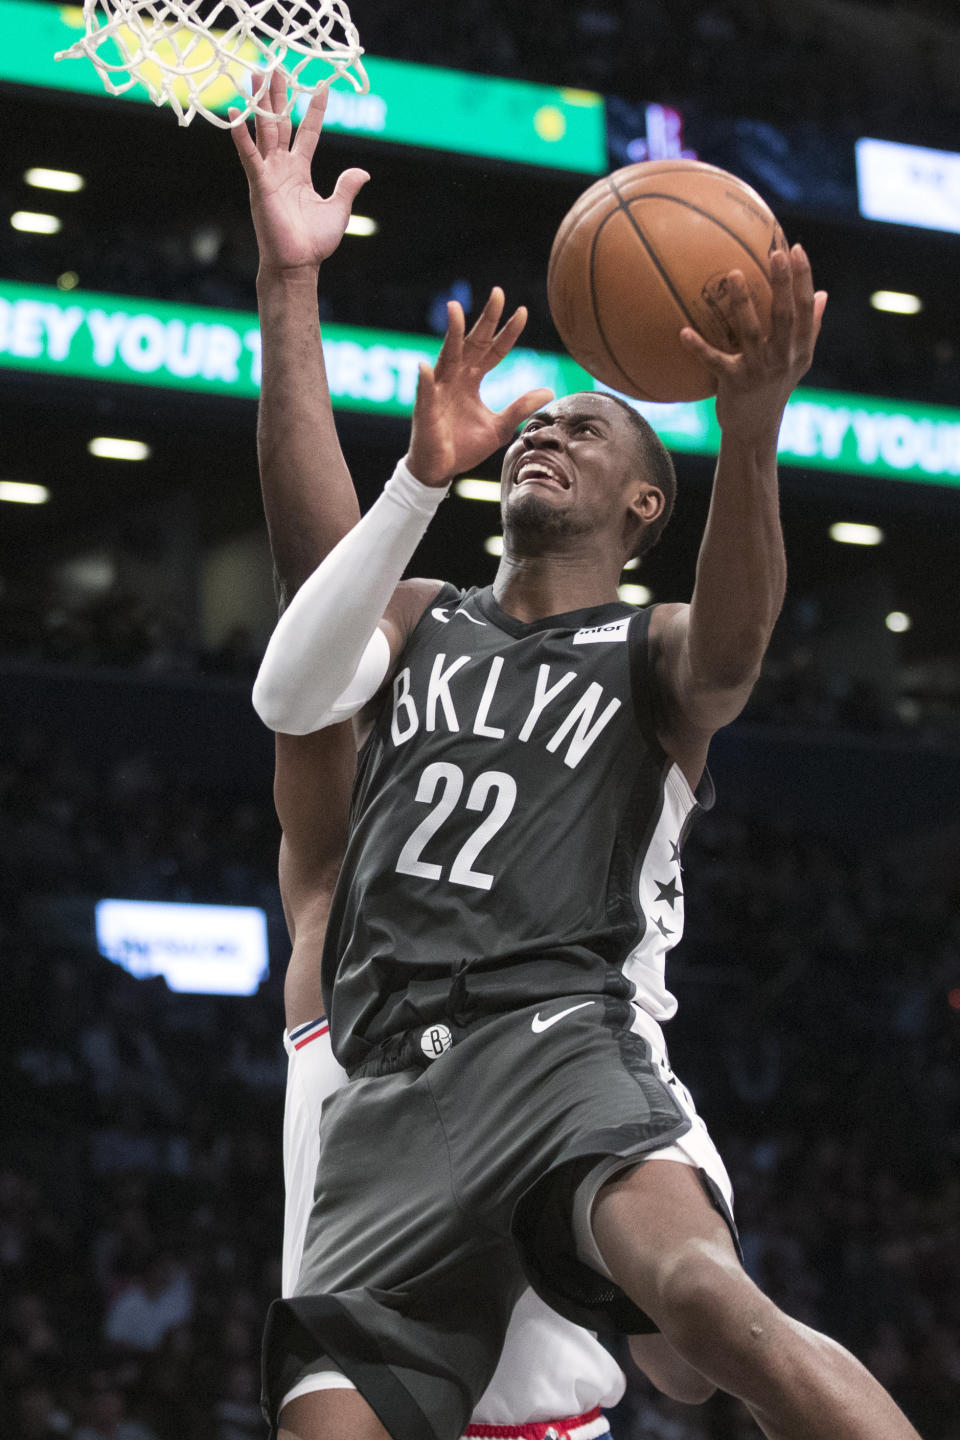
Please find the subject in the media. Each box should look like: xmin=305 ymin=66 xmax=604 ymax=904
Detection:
xmin=251 ymin=69 xmax=275 ymax=153
xmin=248 ymin=70 xmax=272 ymax=155
xmin=789 ymin=244 xmax=825 ymax=354
xmin=228 ymin=108 xmax=259 ymax=170
xmin=269 ymin=68 xmax=293 ymax=151
xmin=765 ymin=248 xmax=797 ymax=356
xmin=412 ymin=360 xmax=437 ymax=410
xmin=329 ymin=167 xmax=370 ymax=215
xmin=724 ymin=270 xmax=762 ymax=353
xmin=486 ymin=305 xmax=530 ymax=368
xmin=495 ymin=387 xmax=555 ymax=441
xmin=465 ymin=288 xmax=506 ymax=350
xmin=432 ymin=301 xmax=466 ymax=382
xmin=677 ymin=325 xmax=734 ymax=380
xmin=292 ymin=83 xmax=330 ymax=161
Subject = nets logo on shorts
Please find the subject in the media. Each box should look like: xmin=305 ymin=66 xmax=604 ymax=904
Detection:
xmin=420 ymin=1023 xmax=454 ymax=1060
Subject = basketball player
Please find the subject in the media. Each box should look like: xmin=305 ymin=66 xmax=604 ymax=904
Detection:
xmin=235 ymin=75 xmax=922 ymax=1440
xmin=276 ymin=724 xmax=628 ymax=1440
xmin=240 ymin=76 xmax=695 ymax=1440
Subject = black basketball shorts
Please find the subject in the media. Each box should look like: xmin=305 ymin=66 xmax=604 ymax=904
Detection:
xmin=262 ymin=994 xmax=731 ymax=1440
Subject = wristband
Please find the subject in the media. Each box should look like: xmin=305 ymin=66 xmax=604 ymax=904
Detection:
xmin=384 ymin=456 xmax=451 ymax=516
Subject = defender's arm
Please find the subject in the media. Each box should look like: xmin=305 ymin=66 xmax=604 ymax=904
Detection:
xmin=274 ymin=725 xmax=356 ymax=1029
xmin=231 ymin=71 xmax=369 ymax=605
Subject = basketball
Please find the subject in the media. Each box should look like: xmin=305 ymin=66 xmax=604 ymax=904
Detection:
xmin=547 ymin=159 xmax=788 ymax=404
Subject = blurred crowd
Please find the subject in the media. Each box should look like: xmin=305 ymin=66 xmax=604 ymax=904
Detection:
xmin=2 ymin=725 xmax=285 ymax=1440
xmin=2 ymin=573 xmax=958 ymax=740
xmin=361 ymin=0 xmax=960 ymax=137
xmin=2 ymin=711 xmax=958 ymax=1439
xmin=0 ymin=579 xmax=262 ymax=680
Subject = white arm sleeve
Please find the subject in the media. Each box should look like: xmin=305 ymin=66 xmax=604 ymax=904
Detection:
xmin=252 ymin=458 xmax=450 ymax=734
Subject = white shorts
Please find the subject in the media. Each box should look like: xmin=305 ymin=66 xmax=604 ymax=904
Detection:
xmin=571 ymin=1002 xmax=735 ymax=1279
xmin=280 ymin=1018 xmax=626 ymax=1427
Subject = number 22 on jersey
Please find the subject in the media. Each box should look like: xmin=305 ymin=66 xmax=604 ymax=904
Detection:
xmin=395 ymin=762 xmax=517 ymax=891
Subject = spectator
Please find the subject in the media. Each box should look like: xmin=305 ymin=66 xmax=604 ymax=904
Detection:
xmin=71 ymin=1371 xmax=158 ymax=1440
xmin=103 ymin=1255 xmax=194 ymax=1355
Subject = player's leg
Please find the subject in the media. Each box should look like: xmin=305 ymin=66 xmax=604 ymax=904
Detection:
xmin=279 ymin=1388 xmax=390 ymax=1440
xmin=592 ymin=1159 xmax=921 ymax=1440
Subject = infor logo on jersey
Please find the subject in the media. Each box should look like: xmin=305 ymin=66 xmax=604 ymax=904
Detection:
xmin=572 ymin=618 xmax=630 ymax=645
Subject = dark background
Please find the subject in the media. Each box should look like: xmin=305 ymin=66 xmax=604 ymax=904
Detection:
xmin=2 ymin=3 xmax=959 ymax=1439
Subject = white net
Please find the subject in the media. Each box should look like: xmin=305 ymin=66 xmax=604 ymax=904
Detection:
xmin=55 ymin=0 xmax=368 ymax=128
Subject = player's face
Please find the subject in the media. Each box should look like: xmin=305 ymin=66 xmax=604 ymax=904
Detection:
xmin=499 ymin=393 xmax=645 ymax=545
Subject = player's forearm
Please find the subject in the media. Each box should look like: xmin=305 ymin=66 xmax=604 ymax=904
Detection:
xmin=686 ymin=427 xmax=786 ymax=689
xmin=252 ymin=458 xmax=448 ymax=734
xmin=256 ymin=268 xmax=361 ymax=608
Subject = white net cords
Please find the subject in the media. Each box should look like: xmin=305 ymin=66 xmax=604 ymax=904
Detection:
xmin=55 ymin=0 xmax=369 ymax=128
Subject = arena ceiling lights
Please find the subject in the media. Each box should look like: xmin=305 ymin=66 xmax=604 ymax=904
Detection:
xmin=10 ymin=210 xmax=60 ymax=234
xmin=0 ymin=479 xmax=49 ymax=503
xmin=829 ymin=522 xmax=884 ymax=546
xmin=88 ymin=436 xmax=151 ymax=461
xmin=24 ymin=166 xmax=85 ymax=192
xmin=870 ymin=291 xmax=924 ymax=315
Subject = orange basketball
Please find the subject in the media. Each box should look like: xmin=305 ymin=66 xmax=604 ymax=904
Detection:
xmin=547 ymin=159 xmax=788 ymax=403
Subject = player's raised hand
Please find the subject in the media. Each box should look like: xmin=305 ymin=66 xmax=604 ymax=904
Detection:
xmin=407 ymin=288 xmax=554 ymax=487
xmin=229 ymin=68 xmax=369 ymax=274
xmin=678 ymin=244 xmax=827 ymax=443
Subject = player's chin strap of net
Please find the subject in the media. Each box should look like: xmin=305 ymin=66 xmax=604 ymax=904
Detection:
xmin=55 ymin=0 xmax=368 ymax=128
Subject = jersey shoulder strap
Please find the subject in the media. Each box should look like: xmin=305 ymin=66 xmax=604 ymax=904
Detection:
xmin=627 ymin=605 xmax=667 ymax=760
xmin=629 ymin=606 xmax=717 ymax=812
xmin=430 ymin=581 xmax=467 ymax=612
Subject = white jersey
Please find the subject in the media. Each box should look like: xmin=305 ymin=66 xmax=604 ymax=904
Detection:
xmin=623 ymin=762 xmax=709 ymax=1022
xmin=281 ymin=1017 xmax=626 ymax=1424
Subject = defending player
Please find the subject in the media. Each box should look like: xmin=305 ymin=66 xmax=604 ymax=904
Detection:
xmin=236 ymin=74 xmax=698 ymax=1440
xmin=237 ymin=74 xmax=922 ymax=1440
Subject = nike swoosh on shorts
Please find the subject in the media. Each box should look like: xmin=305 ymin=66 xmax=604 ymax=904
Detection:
xmin=531 ymin=1000 xmax=596 ymax=1033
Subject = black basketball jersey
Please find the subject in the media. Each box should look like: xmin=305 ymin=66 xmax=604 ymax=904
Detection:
xmin=322 ymin=584 xmax=713 ymax=1072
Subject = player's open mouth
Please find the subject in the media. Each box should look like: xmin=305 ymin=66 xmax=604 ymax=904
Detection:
xmin=514 ymin=460 xmax=570 ymax=490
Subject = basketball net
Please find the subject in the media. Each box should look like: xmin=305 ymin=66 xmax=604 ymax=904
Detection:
xmin=55 ymin=0 xmax=369 ymax=128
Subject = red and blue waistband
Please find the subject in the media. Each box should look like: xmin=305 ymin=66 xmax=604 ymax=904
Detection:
xmin=288 ymin=1016 xmax=330 ymax=1050
xmin=464 ymin=1408 xmax=609 ymax=1440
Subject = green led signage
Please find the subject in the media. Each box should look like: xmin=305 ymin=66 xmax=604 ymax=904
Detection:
xmin=0 ymin=0 xmax=606 ymax=172
xmin=0 ymin=281 xmax=266 ymax=399
xmin=630 ymin=391 xmax=960 ymax=486
xmin=300 ymin=57 xmax=606 ymax=173
xmin=2 ymin=280 xmax=959 ymax=489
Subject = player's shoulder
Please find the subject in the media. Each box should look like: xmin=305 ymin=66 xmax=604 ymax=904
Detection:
xmin=395 ymin=576 xmax=450 ymax=616
xmin=646 ymin=600 xmax=689 ymax=655
xmin=400 ymin=578 xmax=482 ymax=633
xmin=380 ymin=578 xmax=448 ymax=652
xmin=647 ymin=600 xmax=688 ymax=628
